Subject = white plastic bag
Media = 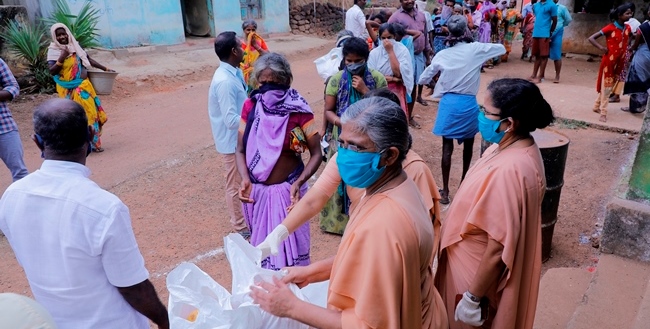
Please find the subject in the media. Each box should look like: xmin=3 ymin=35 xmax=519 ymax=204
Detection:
xmin=314 ymin=47 xmax=343 ymax=81
xmin=167 ymin=233 xmax=328 ymax=329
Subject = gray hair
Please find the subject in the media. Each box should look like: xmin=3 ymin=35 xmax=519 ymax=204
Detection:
xmin=242 ymin=19 xmax=257 ymax=30
xmin=336 ymin=29 xmax=354 ymax=47
xmin=253 ymin=52 xmax=293 ymax=86
xmin=341 ymin=97 xmax=410 ymax=163
xmin=447 ymin=15 xmax=467 ymax=37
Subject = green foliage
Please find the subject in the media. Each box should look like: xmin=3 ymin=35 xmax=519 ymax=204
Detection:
xmin=43 ymin=0 xmax=101 ymax=49
xmin=0 ymin=20 xmax=54 ymax=92
xmin=1 ymin=20 xmax=47 ymax=67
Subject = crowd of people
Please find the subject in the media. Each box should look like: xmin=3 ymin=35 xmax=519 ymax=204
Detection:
xmin=0 ymin=0 xmax=649 ymax=328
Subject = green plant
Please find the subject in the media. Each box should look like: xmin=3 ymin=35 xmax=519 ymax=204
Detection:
xmin=43 ymin=0 xmax=101 ymax=49
xmin=0 ymin=20 xmax=54 ymax=92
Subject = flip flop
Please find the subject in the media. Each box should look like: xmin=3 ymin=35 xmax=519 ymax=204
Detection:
xmin=439 ymin=189 xmax=450 ymax=205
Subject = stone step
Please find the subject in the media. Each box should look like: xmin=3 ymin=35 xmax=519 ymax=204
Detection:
xmin=534 ymin=268 xmax=593 ymax=329
xmin=632 ymin=274 xmax=650 ymax=329
xmin=567 ymin=254 xmax=650 ymax=329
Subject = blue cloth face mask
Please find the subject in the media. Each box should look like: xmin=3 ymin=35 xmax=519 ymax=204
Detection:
xmin=337 ymin=147 xmax=386 ymax=188
xmin=346 ymin=62 xmax=367 ymax=76
xmin=478 ymin=111 xmax=507 ymax=144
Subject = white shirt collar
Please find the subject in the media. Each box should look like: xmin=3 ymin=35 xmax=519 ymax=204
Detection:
xmin=40 ymin=160 xmax=91 ymax=178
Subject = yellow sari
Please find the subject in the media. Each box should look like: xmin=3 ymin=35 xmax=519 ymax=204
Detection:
xmin=54 ymin=55 xmax=107 ymax=150
xmin=240 ymin=32 xmax=268 ymax=92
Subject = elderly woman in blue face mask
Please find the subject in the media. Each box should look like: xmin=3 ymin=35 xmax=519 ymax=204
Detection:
xmin=320 ymin=37 xmax=387 ymax=235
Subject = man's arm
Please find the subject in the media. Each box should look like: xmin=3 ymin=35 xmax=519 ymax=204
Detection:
xmin=0 ymin=59 xmax=19 ymax=102
xmin=550 ymin=16 xmax=557 ymax=35
xmin=101 ymin=204 xmax=169 ymax=329
xmin=118 ymin=280 xmax=169 ymax=329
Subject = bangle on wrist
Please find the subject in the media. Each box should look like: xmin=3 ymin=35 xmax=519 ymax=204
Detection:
xmin=55 ymin=61 xmax=63 ymax=67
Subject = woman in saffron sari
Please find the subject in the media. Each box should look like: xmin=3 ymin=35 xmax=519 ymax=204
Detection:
xmin=252 ymin=97 xmax=449 ymax=329
xmin=437 ymin=79 xmax=553 ymax=329
xmin=236 ymin=53 xmax=322 ymax=270
xmin=47 ymin=23 xmax=110 ymax=152
xmin=240 ymin=20 xmax=269 ymax=92
xmin=368 ymin=23 xmax=414 ymax=116
xmin=320 ymin=37 xmax=387 ymax=235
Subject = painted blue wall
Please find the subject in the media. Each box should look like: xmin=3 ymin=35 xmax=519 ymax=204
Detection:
xmin=212 ymin=0 xmax=290 ymax=36
xmin=63 ymin=0 xmax=185 ymax=48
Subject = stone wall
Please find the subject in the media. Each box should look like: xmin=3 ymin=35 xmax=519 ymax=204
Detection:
xmin=0 ymin=6 xmax=29 ymax=75
xmin=290 ymin=2 xmax=345 ymax=37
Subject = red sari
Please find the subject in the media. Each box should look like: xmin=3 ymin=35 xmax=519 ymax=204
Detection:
xmin=597 ymin=23 xmax=631 ymax=93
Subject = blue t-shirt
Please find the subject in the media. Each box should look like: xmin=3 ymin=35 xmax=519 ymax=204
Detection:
xmin=532 ymin=0 xmax=558 ymax=38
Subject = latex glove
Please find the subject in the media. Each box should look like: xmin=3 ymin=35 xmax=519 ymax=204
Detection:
xmin=257 ymin=224 xmax=289 ymax=259
xmin=455 ymin=292 xmax=484 ymax=327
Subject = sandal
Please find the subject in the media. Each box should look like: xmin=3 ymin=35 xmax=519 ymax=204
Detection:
xmin=409 ymin=118 xmax=422 ymax=129
xmin=608 ymin=95 xmax=620 ymax=103
xmin=93 ymin=147 xmax=104 ymax=153
xmin=238 ymin=229 xmax=251 ymax=241
xmin=439 ymin=189 xmax=450 ymax=205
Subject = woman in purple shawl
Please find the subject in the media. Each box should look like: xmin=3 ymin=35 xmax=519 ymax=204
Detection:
xmin=236 ymin=53 xmax=322 ymax=270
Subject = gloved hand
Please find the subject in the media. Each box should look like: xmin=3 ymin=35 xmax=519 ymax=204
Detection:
xmin=256 ymin=224 xmax=289 ymax=259
xmin=455 ymin=291 xmax=485 ymax=327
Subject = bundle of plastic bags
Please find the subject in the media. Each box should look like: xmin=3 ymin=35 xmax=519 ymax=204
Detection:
xmin=314 ymin=47 xmax=343 ymax=81
xmin=167 ymin=233 xmax=328 ymax=329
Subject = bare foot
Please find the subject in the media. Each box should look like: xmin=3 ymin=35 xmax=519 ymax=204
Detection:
xmin=608 ymin=95 xmax=620 ymax=103
xmin=599 ymin=115 xmax=607 ymax=122
xmin=553 ymin=77 xmax=560 ymax=83
xmin=532 ymin=78 xmax=543 ymax=84
xmin=416 ymin=97 xmax=429 ymax=106
xmin=527 ymin=76 xmax=537 ymax=81
xmin=592 ymin=108 xmax=601 ymax=113
xmin=621 ymin=107 xmax=630 ymax=112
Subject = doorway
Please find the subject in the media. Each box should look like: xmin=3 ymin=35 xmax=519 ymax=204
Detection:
xmin=240 ymin=0 xmax=263 ymax=20
xmin=181 ymin=0 xmax=213 ymax=37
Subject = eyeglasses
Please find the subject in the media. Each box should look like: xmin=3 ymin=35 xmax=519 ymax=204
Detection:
xmin=337 ymin=141 xmax=367 ymax=152
xmin=479 ymin=105 xmax=501 ymax=117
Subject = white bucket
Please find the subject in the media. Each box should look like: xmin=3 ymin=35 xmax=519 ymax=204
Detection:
xmin=88 ymin=70 xmax=118 ymax=95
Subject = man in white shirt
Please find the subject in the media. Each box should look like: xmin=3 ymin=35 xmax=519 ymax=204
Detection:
xmin=345 ymin=0 xmax=372 ymax=39
xmin=0 ymin=98 xmax=169 ymax=329
xmin=208 ymin=31 xmax=250 ymax=238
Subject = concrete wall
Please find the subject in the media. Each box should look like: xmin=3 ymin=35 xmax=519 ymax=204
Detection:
xmin=562 ymin=0 xmax=650 ymax=55
xmin=41 ymin=0 xmax=185 ymax=49
xmin=213 ymin=0 xmax=290 ymax=36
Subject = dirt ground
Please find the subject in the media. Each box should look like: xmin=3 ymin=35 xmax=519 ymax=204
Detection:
xmin=0 ymin=39 xmax=639 ymax=315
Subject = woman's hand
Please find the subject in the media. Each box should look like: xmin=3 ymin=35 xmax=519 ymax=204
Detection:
xmin=58 ymin=49 xmax=70 ymax=62
xmin=239 ymin=179 xmax=254 ymax=203
xmin=282 ymin=265 xmax=314 ymax=288
xmin=383 ymin=39 xmax=393 ymax=53
xmin=288 ymin=181 xmax=302 ymax=212
xmin=351 ymin=76 xmax=369 ymax=94
xmin=251 ymin=276 xmax=299 ymax=318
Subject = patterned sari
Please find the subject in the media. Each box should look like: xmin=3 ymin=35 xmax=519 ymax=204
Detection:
xmin=240 ymin=32 xmax=269 ymax=92
xmin=502 ymin=8 xmax=522 ymax=60
xmin=54 ymin=55 xmax=107 ymax=151
xmin=320 ymin=68 xmax=378 ymax=235
xmin=241 ymin=86 xmax=313 ymax=270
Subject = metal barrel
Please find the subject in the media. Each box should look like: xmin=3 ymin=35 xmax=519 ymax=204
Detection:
xmin=532 ymin=129 xmax=570 ymax=262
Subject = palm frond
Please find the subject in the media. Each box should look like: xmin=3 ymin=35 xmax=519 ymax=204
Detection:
xmin=42 ymin=0 xmax=101 ymax=49
xmin=0 ymin=20 xmax=47 ymax=66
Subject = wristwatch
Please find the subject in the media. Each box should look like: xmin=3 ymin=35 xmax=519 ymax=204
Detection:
xmin=466 ymin=291 xmax=481 ymax=303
